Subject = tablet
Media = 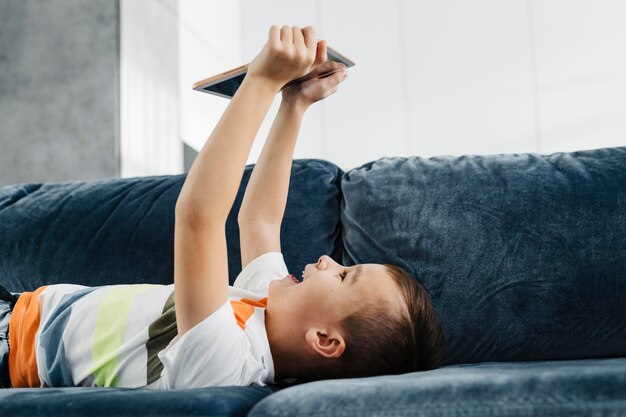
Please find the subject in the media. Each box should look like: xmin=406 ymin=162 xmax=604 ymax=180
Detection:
xmin=192 ymin=45 xmax=356 ymax=99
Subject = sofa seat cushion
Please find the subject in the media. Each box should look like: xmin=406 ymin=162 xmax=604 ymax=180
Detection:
xmin=0 ymin=159 xmax=343 ymax=291
xmin=339 ymin=146 xmax=626 ymax=365
xmin=248 ymin=357 xmax=626 ymax=417
xmin=0 ymin=385 xmax=282 ymax=417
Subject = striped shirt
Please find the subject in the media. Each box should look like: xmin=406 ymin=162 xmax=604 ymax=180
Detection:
xmin=8 ymin=251 xmax=290 ymax=389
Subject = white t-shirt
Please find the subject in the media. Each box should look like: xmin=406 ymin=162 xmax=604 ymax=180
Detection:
xmin=155 ymin=251 xmax=289 ymax=389
xmin=12 ymin=251 xmax=291 ymax=389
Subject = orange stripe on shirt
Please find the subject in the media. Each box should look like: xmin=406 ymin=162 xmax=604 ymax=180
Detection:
xmin=230 ymin=297 xmax=268 ymax=330
xmin=241 ymin=297 xmax=267 ymax=308
xmin=9 ymin=286 xmax=47 ymax=388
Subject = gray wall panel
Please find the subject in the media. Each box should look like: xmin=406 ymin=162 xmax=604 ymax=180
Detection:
xmin=0 ymin=0 xmax=119 ymax=187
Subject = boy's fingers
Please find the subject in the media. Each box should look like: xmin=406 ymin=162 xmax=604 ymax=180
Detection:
xmin=324 ymin=69 xmax=346 ymax=84
xmin=302 ymin=26 xmax=318 ymax=58
xmin=306 ymin=60 xmax=334 ymax=78
xmin=293 ymin=26 xmax=305 ymax=49
xmin=312 ymin=39 xmax=327 ymax=68
xmin=269 ymin=25 xmax=281 ymax=49
xmin=318 ymin=60 xmax=339 ymax=74
xmin=280 ymin=25 xmax=292 ymax=46
xmin=323 ymin=61 xmax=346 ymax=76
xmin=335 ymin=69 xmax=347 ymax=82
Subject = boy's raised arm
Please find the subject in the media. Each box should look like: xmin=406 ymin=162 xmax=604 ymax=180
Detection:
xmin=174 ymin=26 xmax=322 ymax=336
xmin=237 ymin=98 xmax=306 ymax=226
xmin=237 ymin=57 xmax=348 ymax=269
xmin=236 ymin=99 xmax=305 ymax=269
xmin=237 ymin=55 xmax=349 ymax=227
xmin=174 ymin=74 xmax=279 ymax=336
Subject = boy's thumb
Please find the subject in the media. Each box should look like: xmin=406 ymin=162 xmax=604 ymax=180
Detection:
xmin=313 ymin=39 xmax=327 ymax=67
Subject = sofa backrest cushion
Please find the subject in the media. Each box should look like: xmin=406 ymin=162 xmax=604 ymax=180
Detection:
xmin=339 ymin=146 xmax=626 ymax=366
xmin=0 ymin=159 xmax=343 ymax=292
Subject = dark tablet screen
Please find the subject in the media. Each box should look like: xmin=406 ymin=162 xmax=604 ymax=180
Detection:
xmin=201 ymin=73 xmax=246 ymax=98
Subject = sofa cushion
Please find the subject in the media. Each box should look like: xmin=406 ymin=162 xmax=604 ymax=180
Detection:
xmin=339 ymin=146 xmax=626 ymax=365
xmin=0 ymin=385 xmax=281 ymax=417
xmin=0 ymin=158 xmax=343 ymax=292
xmin=247 ymin=357 xmax=626 ymax=417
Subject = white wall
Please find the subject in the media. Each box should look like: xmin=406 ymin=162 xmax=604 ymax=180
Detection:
xmin=177 ymin=0 xmax=243 ymax=166
xmin=531 ymin=0 xmax=626 ymax=154
xmin=126 ymin=0 xmax=626 ymax=176
xmin=120 ymin=0 xmax=182 ymax=177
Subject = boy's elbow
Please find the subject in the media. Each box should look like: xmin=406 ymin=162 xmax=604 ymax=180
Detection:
xmin=175 ymin=200 xmax=201 ymax=221
xmin=176 ymin=201 xmax=224 ymax=228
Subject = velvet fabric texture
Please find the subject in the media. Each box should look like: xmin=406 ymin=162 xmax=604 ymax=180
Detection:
xmin=0 ymin=385 xmax=282 ymax=417
xmin=249 ymin=357 xmax=626 ymax=417
xmin=1 ymin=149 xmax=625 ymax=416
xmin=340 ymin=146 xmax=626 ymax=366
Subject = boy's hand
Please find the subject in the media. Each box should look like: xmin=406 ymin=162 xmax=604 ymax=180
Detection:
xmin=281 ymin=58 xmax=348 ymax=108
xmin=248 ymin=25 xmax=326 ymax=91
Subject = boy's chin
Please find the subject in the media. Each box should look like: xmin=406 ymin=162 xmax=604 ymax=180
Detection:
xmin=272 ymin=275 xmax=302 ymax=288
xmin=268 ymin=276 xmax=300 ymax=299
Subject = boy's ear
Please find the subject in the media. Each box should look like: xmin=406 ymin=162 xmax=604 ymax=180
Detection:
xmin=305 ymin=327 xmax=345 ymax=359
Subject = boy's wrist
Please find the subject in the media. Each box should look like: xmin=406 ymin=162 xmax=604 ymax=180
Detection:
xmin=242 ymin=73 xmax=284 ymax=95
xmin=242 ymin=74 xmax=310 ymax=113
xmin=280 ymin=95 xmax=310 ymax=114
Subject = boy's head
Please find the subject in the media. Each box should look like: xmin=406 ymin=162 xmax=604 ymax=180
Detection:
xmin=265 ymin=255 xmax=446 ymax=383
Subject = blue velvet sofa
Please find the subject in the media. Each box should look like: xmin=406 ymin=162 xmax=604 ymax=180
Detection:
xmin=1 ymin=146 xmax=625 ymax=417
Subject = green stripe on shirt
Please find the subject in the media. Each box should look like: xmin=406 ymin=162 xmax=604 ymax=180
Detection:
xmin=90 ymin=284 xmax=155 ymax=387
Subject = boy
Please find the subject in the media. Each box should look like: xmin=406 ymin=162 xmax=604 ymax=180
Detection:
xmin=0 ymin=25 xmax=445 ymax=389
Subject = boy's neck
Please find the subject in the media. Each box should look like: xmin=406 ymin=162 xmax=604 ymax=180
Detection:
xmin=265 ymin=307 xmax=304 ymax=382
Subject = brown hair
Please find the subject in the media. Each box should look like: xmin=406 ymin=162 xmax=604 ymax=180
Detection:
xmin=299 ymin=264 xmax=446 ymax=381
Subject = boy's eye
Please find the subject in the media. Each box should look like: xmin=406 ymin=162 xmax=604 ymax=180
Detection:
xmin=339 ymin=270 xmax=348 ymax=281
